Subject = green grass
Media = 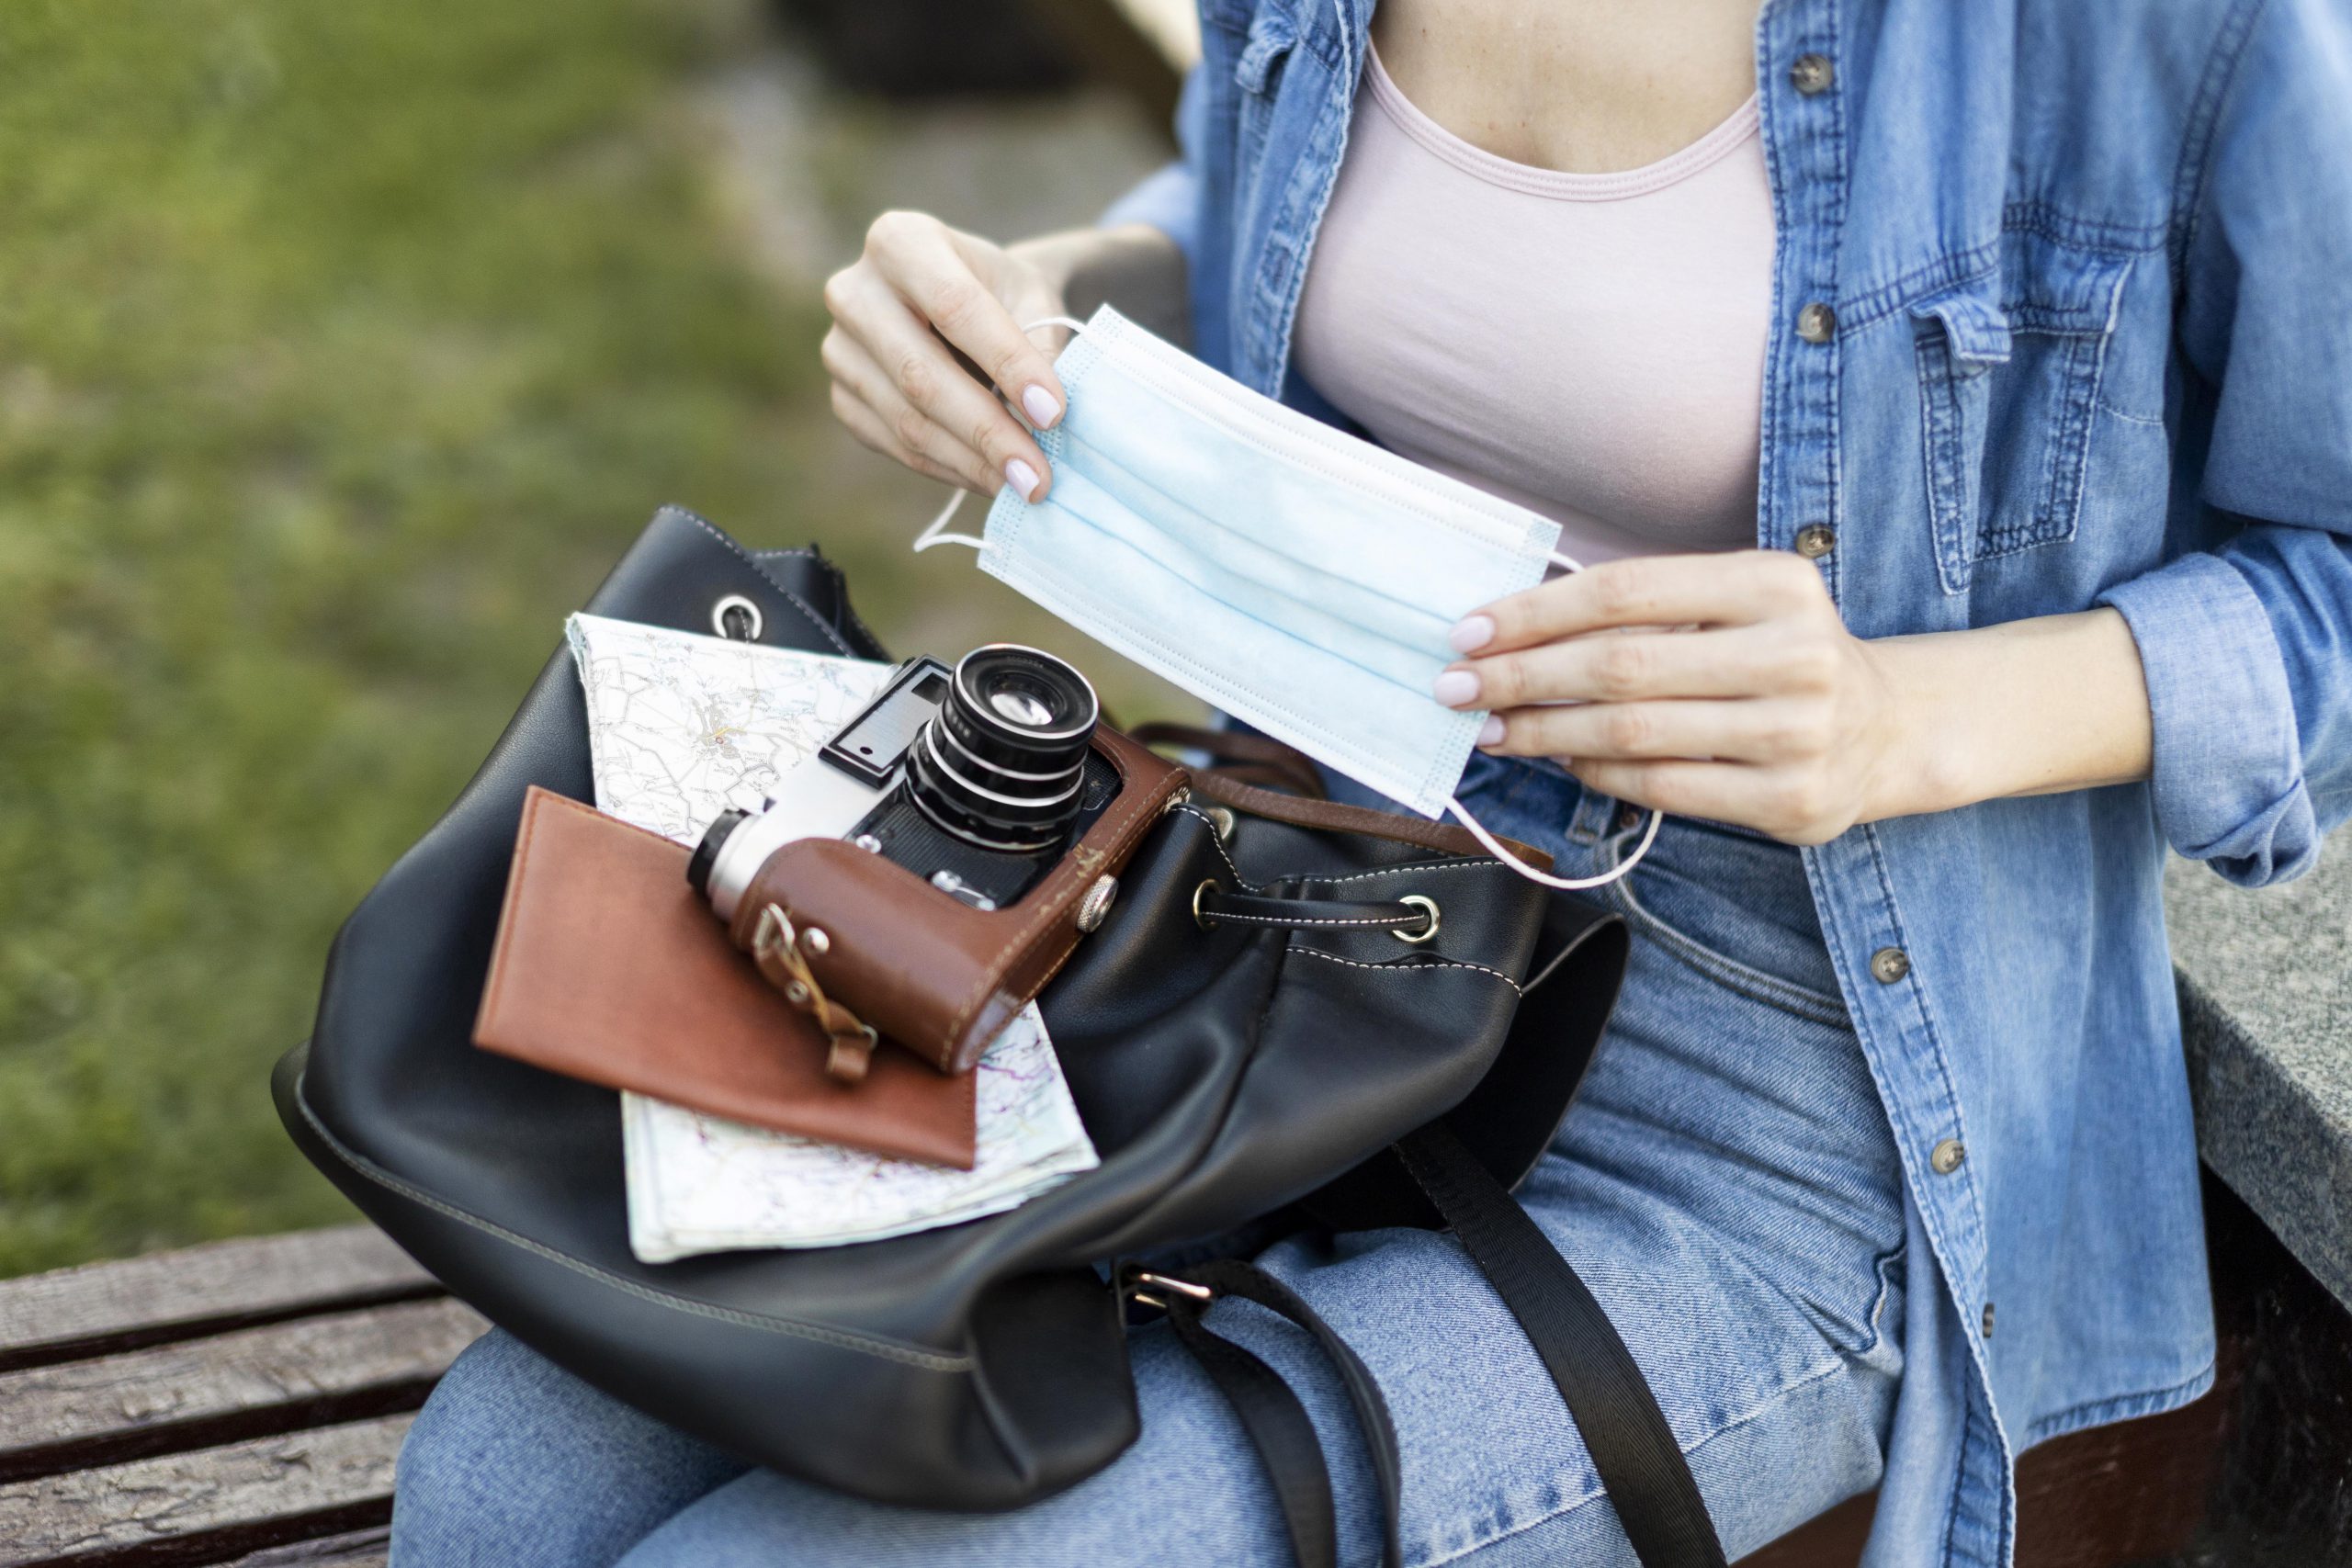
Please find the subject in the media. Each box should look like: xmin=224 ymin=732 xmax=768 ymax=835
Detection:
xmin=0 ymin=0 xmax=1186 ymax=1276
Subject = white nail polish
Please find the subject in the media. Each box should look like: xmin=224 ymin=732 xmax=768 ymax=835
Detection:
xmin=1004 ymin=457 xmax=1040 ymax=501
xmin=1021 ymin=385 xmax=1061 ymax=427
xmin=1431 ymin=670 xmax=1480 ymax=708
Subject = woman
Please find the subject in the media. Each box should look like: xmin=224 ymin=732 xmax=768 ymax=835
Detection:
xmin=391 ymin=0 xmax=2352 ymax=1562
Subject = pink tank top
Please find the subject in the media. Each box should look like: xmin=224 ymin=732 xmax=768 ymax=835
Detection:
xmin=1292 ymin=47 xmax=1773 ymax=563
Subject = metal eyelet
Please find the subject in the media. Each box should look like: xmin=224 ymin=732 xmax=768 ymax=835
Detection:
xmin=1392 ymin=894 xmax=1441 ymax=944
xmin=1192 ymin=878 xmax=1221 ymax=930
xmin=1204 ymin=804 xmax=1237 ymax=842
xmin=1075 ymin=874 xmax=1119 ymax=933
xmin=711 ymin=594 xmax=763 ymax=641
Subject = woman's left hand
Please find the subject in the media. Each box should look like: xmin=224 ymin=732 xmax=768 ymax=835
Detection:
xmin=1435 ymin=551 xmax=1904 ymax=845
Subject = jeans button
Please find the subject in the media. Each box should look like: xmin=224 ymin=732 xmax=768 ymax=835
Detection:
xmin=1930 ymin=1138 xmax=1966 ymax=1175
xmin=1617 ymin=805 xmax=1643 ymax=832
xmin=1790 ymin=52 xmax=1835 ymax=95
xmin=1797 ymin=302 xmax=1838 ymax=344
xmin=1794 ymin=524 xmax=1837 ymax=558
xmin=1870 ymin=945 xmax=1911 ymax=984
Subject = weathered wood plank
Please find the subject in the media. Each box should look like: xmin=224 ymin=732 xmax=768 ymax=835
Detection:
xmin=0 ymin=1229 xmax=437 ymax=1371
xmin=0 ymin=1299 xmax=484 ymax=1483
xmin=223 ymin=1527 xmax=389 ymax=1567
xmin=0 ymin=1414 xmax=410 ymax=1567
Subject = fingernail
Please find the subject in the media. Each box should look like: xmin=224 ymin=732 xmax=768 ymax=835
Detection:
xmin=1021 ymin=385 xmax=1061 ymax=428
xmin=1432 ymin=669 xmax=1480 ymax=708
xmin=1004 ymin=457 xmax=1041 ymax=501
xmin=1449 ymin=615 xmax=1495 ymax=654
xmin=1477 ymin=716 xmax=1506 ymax=747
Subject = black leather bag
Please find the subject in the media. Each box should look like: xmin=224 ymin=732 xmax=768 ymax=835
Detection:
xmin=276 ymin=508 xmax=1726 ymax=1568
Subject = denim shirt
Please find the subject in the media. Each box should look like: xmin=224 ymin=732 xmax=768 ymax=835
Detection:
xmin=1104 ymin=3 xmax=2352 ymax=1564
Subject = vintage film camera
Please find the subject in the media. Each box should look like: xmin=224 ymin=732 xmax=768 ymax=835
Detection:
xmin=688 ymin=644 xmax=1116 ymax=921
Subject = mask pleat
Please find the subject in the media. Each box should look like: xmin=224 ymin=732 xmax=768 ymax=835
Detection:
xmin=1062 ymin=356 xmax=1551 ymax=619
xmin=980 ymin=492 xmax=1484 ymax=802
xmin=1041 ymin=434 xmax=1450 ymax=690
xmin=963 ymin=304 xmax=1557 ymax=819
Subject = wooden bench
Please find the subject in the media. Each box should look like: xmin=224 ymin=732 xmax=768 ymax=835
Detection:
xmin=7 ymin=1176 xmax=2346 ymax=1564
xmin=0 ymin=1227 xmax=485 ymax=1568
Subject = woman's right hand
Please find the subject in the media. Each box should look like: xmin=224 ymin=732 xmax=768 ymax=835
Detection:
xmin=821 ymin=212 xmax=1071 ymax=503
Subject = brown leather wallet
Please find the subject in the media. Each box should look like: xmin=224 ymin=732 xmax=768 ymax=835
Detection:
xmin=727 ymin=727 xmax=1190 ymax=1080
xmin=474 ymin=787 xmax=977 ymax=1168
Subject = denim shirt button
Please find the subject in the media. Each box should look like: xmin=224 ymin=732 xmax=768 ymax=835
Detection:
xmin=1790 ymin=53 xmax=1835 ymax=95
xmin=1796 ymin=302 xmax=1838 ymax=344
xmin=1981 ymin=1302 xmax=1996 ymax=1338
xmin=1930 ymin=1138 xmax=1966 ymax=1175
xmin=1794 ymin=524 xmax=1837 ymax=558
xmin=1869 ymin=945 xmax=1911 ymax=984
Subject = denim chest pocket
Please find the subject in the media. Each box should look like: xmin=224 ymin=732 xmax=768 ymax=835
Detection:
xmin=1908 ymin=229 xmax=2138 ymax=596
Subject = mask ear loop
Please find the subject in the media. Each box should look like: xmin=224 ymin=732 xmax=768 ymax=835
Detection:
xmin=1443 ymin=543 xmax=1663 ymax=893
xmin=911 ymin=315 xmax=1093 ymax=554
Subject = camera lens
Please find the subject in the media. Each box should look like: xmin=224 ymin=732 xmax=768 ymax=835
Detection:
xmin=906 ymin=645 xmax=1099 ymax=852
xmin=685 ymin=808 xmax=748 ymax=899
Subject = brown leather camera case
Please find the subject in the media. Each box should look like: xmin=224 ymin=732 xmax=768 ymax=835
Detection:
xmin=727 ymin=726 xmax=1190 ymax=1077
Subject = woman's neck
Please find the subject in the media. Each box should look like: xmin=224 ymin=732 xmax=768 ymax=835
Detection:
xmin=1369 ymin=0 xmax=1760 ymax=175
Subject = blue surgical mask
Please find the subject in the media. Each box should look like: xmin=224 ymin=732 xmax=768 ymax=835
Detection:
xmin=916 ymin=305 xmax=1656 ymax=891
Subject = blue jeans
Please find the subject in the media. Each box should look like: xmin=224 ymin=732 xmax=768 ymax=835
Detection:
xmin=390 ymin=756 xmax=1908 ymax=1566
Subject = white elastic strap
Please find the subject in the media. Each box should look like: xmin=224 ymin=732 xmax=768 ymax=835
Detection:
xmin=1441 ymin=540 xmax=1661 ymax=891
xmin=1447 ymin=790 xmax=1660 ymax=892
xmin=910 ymin=315 xmax=1092 ymax=555
xmin=912 ymin=489 xmax=982 ymax=552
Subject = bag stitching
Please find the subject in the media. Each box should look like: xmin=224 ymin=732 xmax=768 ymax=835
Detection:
xmin=1204 ymin=908 xmax=1419 ymax=928
xmin=292 ymin=1085 xmax=976 ymax=1371
xmin=670 ymin=509 xmax=855 ymax=657
xmin=1284 ymin=944 xmax=1523 ymax=996
xmin=1312 ymin=859 xmax=1518 ymax=887
xmin=1170 ymin=802 xmax=1521 ymax=890
xmin=755 ymin=548 xmax=888 ymax=655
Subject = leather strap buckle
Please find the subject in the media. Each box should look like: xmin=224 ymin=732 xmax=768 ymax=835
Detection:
xmin=1118 ymin=1264 xmax=1216 ymax=1312
xmin=752 ymin=903 xmax=880 ymax=1083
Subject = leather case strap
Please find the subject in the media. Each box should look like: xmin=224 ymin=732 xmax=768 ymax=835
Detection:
xmin=1128 ymin=721 xmax=1329 ymax=800
xmin=1190 ymin=773 xmax=1555 ymax=872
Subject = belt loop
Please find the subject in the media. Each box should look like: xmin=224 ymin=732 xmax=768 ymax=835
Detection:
xmin=1563 ymin=776 xmax=1614 ymax=847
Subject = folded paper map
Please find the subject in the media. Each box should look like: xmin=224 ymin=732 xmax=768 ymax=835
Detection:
xmin=567 ymin=613 xmax=1099 ymax=1261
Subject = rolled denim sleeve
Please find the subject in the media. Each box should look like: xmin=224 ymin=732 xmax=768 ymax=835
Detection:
xmin=1099 ymin=63 xmax=1206 ymax=265
xmin=2097 ymin=0 xmax=2352 ymax=886
xmin=2098 ymin=552 xmax=2323 ymax=884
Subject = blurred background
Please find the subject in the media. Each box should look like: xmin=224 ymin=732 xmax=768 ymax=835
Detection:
xmin=0 ymin=0 xmax=1201 ymax=1277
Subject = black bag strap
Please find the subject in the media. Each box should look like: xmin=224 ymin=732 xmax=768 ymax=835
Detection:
xmin=1125 ymin=1260 xmax=1405 ymax=1568
xmin=1141 ymin=1121 xmax=1725 ymax=1568
xmin=1394 ymin=1122 xmax=1728 ymax=1568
